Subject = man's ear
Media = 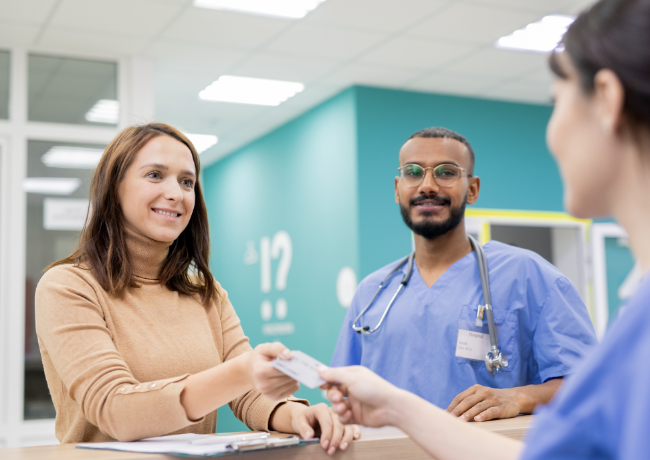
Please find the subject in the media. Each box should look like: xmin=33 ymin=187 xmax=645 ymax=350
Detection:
xmin=395 ymin=177 xmax=400 ymax=205
xmin=466 ymin=176 xmax=480 ymax=205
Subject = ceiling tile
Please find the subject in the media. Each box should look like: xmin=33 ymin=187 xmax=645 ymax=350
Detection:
xmin=147 ymin=41 xmax=247 ymax=79
xmin=155 ymin=71 xmax=214 ymax=102
xmin=277 ymin=84 xmax=344 ymax=111
xmin=407 ymin=3 xmax=541 ymax=45
xmin=0 ymin=22 xmax=41 ymax=46
xmin=36 ymin=28 xmax=149 ymax=55
xmin=359 ymin=37 xmax=476 ymax=70
xmin=444 ymin=48 xmax=547 ymax=78
xmin=157 ymin=93 xmax=268 ymax=126
xmin=304 ymin=0 xmax=448 ymax=33
xmin=0 ymin=0 xmax=58 ymax=24
xmin=265 ymin=24 xmax=385 ymax=59
xmin=518 ymin=62 xmax=554 ymax=86
xmin=50 ymin=0 xmax=184 ymax=38
xmin=565 ymin=0 xmax=598 ymax=15
xmin=482 ymin=80 xmax=553 ymax=104
xmin=321 ymin=63 xmax=423 ymax=88
xmin=407 ymin=71 xmax=503 ymax=97
xmin=463 ymin=0 xmax=576 ymax=14
xmin=162 ymin=8 xmax=291 ymax=50
xmin=232 ymin=52 xmax=342 ymax=83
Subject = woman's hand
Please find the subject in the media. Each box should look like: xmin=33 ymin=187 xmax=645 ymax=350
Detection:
xmin=249 ymin=342 xmax=299 ymax=401
xmin=272 ymin=402 xmax=361 ymax=456
xmin=318 ymin=365 xmax=404 ymax=428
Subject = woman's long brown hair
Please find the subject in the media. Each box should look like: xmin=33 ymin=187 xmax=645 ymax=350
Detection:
xmin=48 ymin=123 xmax=217 ymax=306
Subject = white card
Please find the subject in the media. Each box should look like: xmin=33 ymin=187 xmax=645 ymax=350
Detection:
xmin=455 ymin=329 xmax=491 ymax=361
xmin=271 ymin=350 xmax=327 ymax=389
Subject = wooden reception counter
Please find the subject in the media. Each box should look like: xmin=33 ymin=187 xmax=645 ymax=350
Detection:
xmin=2 ymin=415 xmax=532 ymax=460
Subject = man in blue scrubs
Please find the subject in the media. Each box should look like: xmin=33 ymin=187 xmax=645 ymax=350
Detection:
xmin=331 ymin=127 xmax=597 ymax=422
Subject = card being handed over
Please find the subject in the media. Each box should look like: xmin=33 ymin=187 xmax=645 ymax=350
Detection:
xmin=271 ymin=350 xmax=327 ymax=389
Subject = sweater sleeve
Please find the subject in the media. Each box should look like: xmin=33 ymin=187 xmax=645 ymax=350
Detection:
xmin=35 ymin=266 xmax=200 ymax=442
xmin=215 ymin=283 xmax=309 ymax=431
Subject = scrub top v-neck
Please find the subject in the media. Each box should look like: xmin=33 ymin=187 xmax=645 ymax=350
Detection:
xmin=331 ymin=241 xmax=598 ymax=409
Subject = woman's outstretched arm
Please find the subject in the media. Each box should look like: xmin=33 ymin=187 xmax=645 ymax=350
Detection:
xmin=320 ymin=366 xmax=523 ymax=460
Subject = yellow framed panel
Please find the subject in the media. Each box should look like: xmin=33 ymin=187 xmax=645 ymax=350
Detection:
xmin=465 ymin=208 xmax=594 ymax=324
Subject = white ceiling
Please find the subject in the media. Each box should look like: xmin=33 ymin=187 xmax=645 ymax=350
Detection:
xmin=0 ymin=0 xmax=596 ymax=165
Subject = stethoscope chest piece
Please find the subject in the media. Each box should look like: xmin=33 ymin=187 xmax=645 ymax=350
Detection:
xmin=485 ymin=347 xmax=509 ymax=375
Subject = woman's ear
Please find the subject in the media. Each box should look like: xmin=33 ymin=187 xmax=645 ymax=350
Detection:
xmin=593 ymin=69 xmax=626 ymax=135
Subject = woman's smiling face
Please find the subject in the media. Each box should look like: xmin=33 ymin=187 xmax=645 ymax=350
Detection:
xmin=118 ymin=135 xmax=196 ymax=243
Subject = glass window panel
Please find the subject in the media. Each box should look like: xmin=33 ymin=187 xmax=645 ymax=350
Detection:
xmin=28 ymin=54 xmax=118 ymax=126
xmin=24 ymin=139 xmax=106 ymax=420
xmin=0 ymin=50 xmax=9 ymax=120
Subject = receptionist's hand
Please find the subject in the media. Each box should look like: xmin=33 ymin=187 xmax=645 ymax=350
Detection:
xmin=445 ymin=385 xmax=520 ymax=422
xmin=249 ymin=342 xmax=300 ymax=401
xmin=319 ymin=365 xmax=405 ymax=428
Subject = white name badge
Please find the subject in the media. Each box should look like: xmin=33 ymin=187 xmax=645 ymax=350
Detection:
xmin=455 ymin=329 xmax=491 ymax=361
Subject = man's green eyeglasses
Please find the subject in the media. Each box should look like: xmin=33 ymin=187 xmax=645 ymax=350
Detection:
xmin=397 ymin=163 xmax=471 ymax=188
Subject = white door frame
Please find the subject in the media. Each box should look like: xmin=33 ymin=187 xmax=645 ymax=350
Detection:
xmin=0 ymin=45 xmax=152 ymax=448
xmin=591 ymin=223 xmax=628 ymax=340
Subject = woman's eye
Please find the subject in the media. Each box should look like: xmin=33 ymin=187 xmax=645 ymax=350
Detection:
xmin=182 ymin=179 xmax=195 ymax=188
xmin=147 ymin=171 xmax=161 ymax=179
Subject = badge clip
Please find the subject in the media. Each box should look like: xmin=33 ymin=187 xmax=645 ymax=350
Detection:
xmin=475 ymin=305 xmax=485 ymax=327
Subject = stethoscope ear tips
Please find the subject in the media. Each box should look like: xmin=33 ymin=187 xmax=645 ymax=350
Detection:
xmin=362 ymin=326 xmax=370 ymax=331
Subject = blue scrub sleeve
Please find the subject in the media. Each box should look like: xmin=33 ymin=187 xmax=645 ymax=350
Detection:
xmin=330 ymin=289 xmax=364 ymax=367
xmin=532 ymin=277 xmax=597 ymax=383
xmin=522 ymin=276 xmax=650 ymax=459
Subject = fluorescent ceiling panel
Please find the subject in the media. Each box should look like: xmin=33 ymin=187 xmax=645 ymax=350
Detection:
xmin=199 ymin=75 xmax=304 ymax=106
xmin=183 ymin=133 xmax=219 ymax=154
xmin=41 ymin=146 xmax=104 ymax=169
xmin=24 ymin=178 xmax=82 ymax=195
xmin=85 ymin=99 xmax=119 ymax=124
xmin=495 ymin=14 xmax=575 ymax=53
xmin=193 ymin=0 xmax=326 ymax=19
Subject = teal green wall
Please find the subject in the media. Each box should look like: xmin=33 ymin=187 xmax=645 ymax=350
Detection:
xmin=354 ymin=86 xmax=558 ymax=277
xmin=203 ymin=88 xmax=359 ymax=432
xmin=203 ymin=85 xmax=560 ymax=432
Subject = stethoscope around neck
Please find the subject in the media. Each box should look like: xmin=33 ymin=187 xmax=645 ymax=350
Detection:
xmin=352 ymin=235 xmax=508 ymax=375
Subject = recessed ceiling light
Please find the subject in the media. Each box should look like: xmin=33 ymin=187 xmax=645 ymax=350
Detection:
xmin=495 ymin=15 xmax=575 ymax=53
xmin=41 ymin=146 xmax=104 ymax=169
xmin=193 ymin=0 xmax=326 ymax=19
xmin=24 ymin=178 xmax=82 ymax=195
xmin=199 ymin=76 xmax=304 ymax=106
xmin=85 ymin=99 xmax=119 ymax=124
xmin=183 ymin=133 xmax=219 ymax=154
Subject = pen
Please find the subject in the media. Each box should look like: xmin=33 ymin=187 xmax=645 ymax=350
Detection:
xmin=190 ymin=432 xmax=270 ymax=445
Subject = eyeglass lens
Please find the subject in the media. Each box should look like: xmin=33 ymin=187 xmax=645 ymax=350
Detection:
xmin=400 ymin=164 xmax=461 ymax=187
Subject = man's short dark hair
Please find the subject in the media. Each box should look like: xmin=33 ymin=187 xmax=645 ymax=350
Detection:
xmin=407 ymin=127 xmax=475 ymax=175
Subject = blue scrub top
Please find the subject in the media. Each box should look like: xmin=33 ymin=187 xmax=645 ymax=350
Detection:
xmin=331 ymin=241 xmax=597 ymax=409
xmin=522 ymin=274 xmax=650 ymax=459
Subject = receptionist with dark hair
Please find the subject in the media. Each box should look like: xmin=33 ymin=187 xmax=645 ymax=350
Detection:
xmin=331 ymin=126 xmax=597 ymax=422
xmin=322 ymin=0 xmax=650 ymax=457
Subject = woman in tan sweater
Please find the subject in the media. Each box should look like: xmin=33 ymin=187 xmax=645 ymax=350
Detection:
xmin=35 ymin=122 xmax=358 ymax=455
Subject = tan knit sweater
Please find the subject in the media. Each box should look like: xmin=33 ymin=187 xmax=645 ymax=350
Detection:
xmin=35 ymin=228 xmax=302 ymax=443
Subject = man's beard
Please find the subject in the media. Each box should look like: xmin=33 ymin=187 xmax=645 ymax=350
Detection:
xmin=400 ymin=194 xmax=467 ymax=240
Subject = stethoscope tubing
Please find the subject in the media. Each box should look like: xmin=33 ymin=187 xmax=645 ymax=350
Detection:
xmin=469 ymin=236 xmax=500 ymax=351
xmin=352 ymin=236 xmax=501 ymax=354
